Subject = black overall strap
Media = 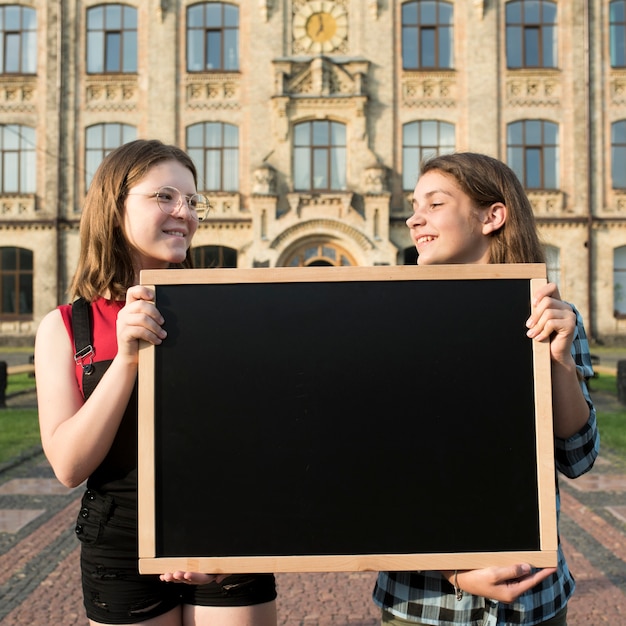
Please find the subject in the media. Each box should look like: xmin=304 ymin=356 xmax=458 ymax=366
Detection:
xmin=71 ymin=297 xmax=101 ymax=399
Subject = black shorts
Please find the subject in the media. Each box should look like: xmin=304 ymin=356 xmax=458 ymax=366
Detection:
xmin=76 ymin=488 xmax=277 ymax=624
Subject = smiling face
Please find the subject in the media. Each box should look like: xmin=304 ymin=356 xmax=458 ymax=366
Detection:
xmin=123 ymin=159 xmax=198 ymax=274
xmin=406 ymin=169 xmax=505 ymax=266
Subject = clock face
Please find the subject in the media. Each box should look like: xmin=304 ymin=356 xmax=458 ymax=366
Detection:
xmin=293 ymin=2 xmax=348 ymax=54
xmin=305 ymin=12 xmax=337 ymax=43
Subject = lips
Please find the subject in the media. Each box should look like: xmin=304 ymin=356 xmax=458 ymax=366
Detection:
xmin=416 ymin=235 xmax=436 ymax=245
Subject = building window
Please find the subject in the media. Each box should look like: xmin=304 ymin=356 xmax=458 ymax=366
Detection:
xmin=612 ymin=120 xmax=626 ymax=189
xmin=506 ymin=0 xmax=557 ymax=69
xmin=0 ymin=247 xmax=32 ymax=319
xmin=0 ymin=125 xmax=35 ymax=193
xmin=507 ymin=120 xmax=559 ymax=189
xmin=294 ymin=121 xmax=347 ymax=192
xmin=0 ymin=5 xmax=37 ymax=74
xmin=187 ymin=122 xmax=239 ymax=191
xmin=615 ymin=246 xmax=626 ymax=317
xmin=543 ymin=244 xmax=561 ymax=288
xmin=402 ymin=120 xmax=455 ymax=190
xmin=86 ymin=4 xmax=137 ymax=73
xmin=192 ymin=245 xmax=237 ymax=268
xmin=286 ymin=242 xmax=355 ymax=267
xmin=611 ymin=1 xmax=626 ymax=67
xmin=187 ymin=2 xmax=239 ymax=71
xmin=85 ymin=123 xmax=136 ymax=190
xmin=401 ymin=0 xmax=453 ymax=70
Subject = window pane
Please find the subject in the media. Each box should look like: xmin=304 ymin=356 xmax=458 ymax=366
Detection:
xmin=3 ymin=152 xmax=18 ymax=192
xmin=294 ymin=123 xmax=309 ymax=146
xmin=122 ymin=31 xmax=137 ymax=72
xmin=22 ymin=7 xmax=37 ymax=30
xmin=611 ymin=0 xmax=625 ymax=21
xmin=105 ymin=32 xmax=121 ymax=72
xmin=223 ymin=148 xmax=238 ymax=190
xmin=88 ymin=6 xmax=104 ymax=29
xmin=312 ymin=121 xmax=329 ymax=146
xmin=440 ymin=122 xmax=455 ymax=146
xmin=508 ymin=146 xmax=524 ymax=183
xmin=613 ymin=146 xmax=626 ymax=188
xmin=205 ymin=123 xmax=222 ymax=147
xmin=506 ymin=26 xmax=522 ymax=68
xmin=1 ymin=248 xmax=16 ymax=270
xmin=421 ymin=120 xmax=438 ymax=145
xmin=543 ymin=146 xmax=558 ymax=188
xmin=87 ymin=32 xmax=104 ymax=73
xmin=507 ymin=1 xmax=522 ymax=22
xmin=20 ymin=148 xmax=35 ymax=192
xmin=105 ymin=4 xmax=122 ymax=29
xmin=205 ymin=150 xmax=221 ymax=189
xmin=313 ymin=148 xmax=328 ymax=189
xmin=22 ymin=31 xmax=37 ymax=73
xmin=542 ymin=25 xmax=556 ymax=66
xmin=188 ymin=5 xmax=203 ymax=26
xmin=330 ymin=122 xmax=345 ymax=145
xmin=524 ymin=27 xmax=540 ymax=66
xmin=439 ymin=26 xmax=453 ymax=67
xmin=18 ymin=272 xmax=32 ymax=314
xmin=187 ymin=123 xmax=204 ymax=148
xmin=294 ymin=146 xmax=310 ymax=189
xmin=404 ymin=122 xmax=419 ymax=145
xmin=524 ymin=0 xmax=541 ymax=23
xmin=439 ymin=2 xmax=453 ymax=23
xmin=525 ymin=120 xmax=542 ymax=144
xmin=123 ymin=6 xmax=138 ymax=29
xmin=224 ymin=5 xmax=239 ymax=26
xmin=18 ymin=248 xmax=32 ymax=270
xmin=5 ymin=34 xmax=19 ymax=72
xmin=187 ymin=29 xmax=204 ymax=71
xmin=403 ymin=2 xmax=418 ymax=24
xmin=86 ymin=124 xmax=102 ymax=147
xmin=2 ymin=274 xmax=15 ymax=313
xmin=403 ymin=148 xmax=419 ymax=191
xmin=104 ymin=124 xmax=121 ymax=148
xmin=223 ymin=123 xmax=238 ymax=147
xmin=421 ymin=28 xmax=436 ymax=67
xmin=420 ymin=1 xmax=437 ymax=25
xmin=330 ymin=147 xmax=346 ymax=190
xmin=526 ymin=148 xmax=541 ymax=187
xmin=544 ymin=121 xmax=558 ymax=144
xmin=613 ymin=120 xmax=626 ymax=143
xmin=543 ymin=1 xmax=557 ymax=23
xmin=207 ymin=31 xmax=221 ymax=69
xmin=402 ymin=27 xmax=418 ymax=69
xmin=206 ymin=4 xmax=222 ymax=26
xmin=5 ymin=6 xmax=20 ymax=30
xmin=224 ymin=29 xmax=238 ymax=70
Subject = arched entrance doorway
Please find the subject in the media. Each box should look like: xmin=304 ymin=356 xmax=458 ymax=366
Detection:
xmin=283 ymin=241 xmax=356 ymax=267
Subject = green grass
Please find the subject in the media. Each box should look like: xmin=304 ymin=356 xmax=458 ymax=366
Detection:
xmin=0 ymin=407 xmax=40 ymax=464
xmin=591 ymin=372 xmax=626 ymax=457
xmin=6 ymin=371 xmax=36 ymax=395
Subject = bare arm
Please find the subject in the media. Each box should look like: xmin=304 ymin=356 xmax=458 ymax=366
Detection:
xmin=35 ymin=286 xmax=166 ymax=488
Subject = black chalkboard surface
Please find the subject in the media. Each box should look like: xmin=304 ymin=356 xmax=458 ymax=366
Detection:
xmin=138 ymin=264 xmax=557 ymax=574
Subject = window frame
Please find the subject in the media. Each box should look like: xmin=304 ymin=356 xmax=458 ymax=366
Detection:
xmin=402 ymin=120 xmax=455 ymax=191
xmin=86 ymin=4 xmax=138 ymax=74
xmin=507 ymin=119 xmax=559 ymax=190
xmin=610 ymin=0 xmax=626 ymax=68
xmin=186 ymin=2 xmax=239 ymax=72
xmin=612 ymin=120 xmax=626 ymax=190
xmin=84 ymin=123 xmax=137 ymax=190
xmin=0 ymin=246 xmax=33 ymax=320
xmin=505 ymin=0 xmax=557 ymax=69
xmin=186 ymin=122 xmax=239 ymax=192
xmin=401 ymin=0 xmax=454 ymax=71
xmin=0 ymin=124 xmax=36 ymax=194
xmin=293 ymin=120 xmax=347 ymax=193
xmin=0 ymin=5 xmax=37 ymax=75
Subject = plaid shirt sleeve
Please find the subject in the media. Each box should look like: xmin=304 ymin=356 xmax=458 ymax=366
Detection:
xmin=373 ymin=304 xmax=599 ymax=625
xmin=554 ymin=304 xmax=600 ymax=479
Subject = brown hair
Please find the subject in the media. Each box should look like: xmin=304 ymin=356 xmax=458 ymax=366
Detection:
xmin=70 ymin=139 xmax=198 ymax=302
xmin=420 ymin=152 xmax=546 ymax=264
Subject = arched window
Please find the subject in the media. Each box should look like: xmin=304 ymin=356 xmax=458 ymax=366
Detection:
xmin=293 ymin=120 xmax=347 ymax=191
xmin=85 ymin=123 xmax=136 ymax=190
xmin=187 ymin=122 xmax=239 ymax=192
xmin=615 ymin=246 xmax=626 ymax=317
xmin=0 ymin=124 xmax=35 ymax=193
xmin=86 ymin=4 xmax=137 ymax=73
xmin=0 ymin=5 xmax=37 ymax=74
xmin=612 ymin=120 xmax=626 ymax=189
xmin=187 ymin=2 xmax=239 ymax=71
xmin=192 ymin=245 xmax=237 ymax=268
xmin=402 ymin=120 xmax=455 ymax=190
xmin=506 ymin=0 xmax=557 ymax=68
xmin=0 ymin=247 xmax=32 ymax=319
xmin=507 ymin=120 xmax=559 ymax=189
xmin=286 ymin=242 xmax=355 ymax=267
xmin=610 ymin=0 xmax=626 ymax=67
xmin=401 ymin=0 xmax=453 ymax=70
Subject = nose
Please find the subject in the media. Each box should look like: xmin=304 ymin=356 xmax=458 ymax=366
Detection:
xmin=173 ymin=195 xmax=195 ymax=220
xmin=406 ymin=207 xmax=424 ymax=228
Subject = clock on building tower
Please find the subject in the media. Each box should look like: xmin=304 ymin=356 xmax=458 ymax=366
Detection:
xmin=293 ymin=1 xmax=348 ymax=54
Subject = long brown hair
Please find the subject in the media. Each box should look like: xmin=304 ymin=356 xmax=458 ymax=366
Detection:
xmin=420 ymin=152 xmax=546 ymax=264
xmin=70 ymin=139 xmax=198 ymax=302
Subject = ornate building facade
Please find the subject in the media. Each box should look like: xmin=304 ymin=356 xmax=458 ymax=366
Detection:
xmin=1 ymin=0 xmax=625 ymax=343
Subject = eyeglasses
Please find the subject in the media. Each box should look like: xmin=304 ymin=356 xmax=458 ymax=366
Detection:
xmin=126 ymin=186 xmax=211 ymax=222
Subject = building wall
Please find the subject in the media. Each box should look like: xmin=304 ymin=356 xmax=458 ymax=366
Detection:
xmin=1 ymin=0 xmax=625 ymax=344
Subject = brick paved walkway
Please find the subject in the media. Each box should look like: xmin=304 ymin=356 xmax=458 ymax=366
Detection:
xmin=0 ymin=388 xmax=625 ymax=625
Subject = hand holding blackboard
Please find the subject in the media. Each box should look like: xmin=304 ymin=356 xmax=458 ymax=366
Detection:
xmin=137 ymin=264 xmax=557 ymax=575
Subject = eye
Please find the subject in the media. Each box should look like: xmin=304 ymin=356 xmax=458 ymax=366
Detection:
xmin=187 ymin=195 xmax=199 ymax=209
xmin=156 ymin=188 xmax=176 ymax=203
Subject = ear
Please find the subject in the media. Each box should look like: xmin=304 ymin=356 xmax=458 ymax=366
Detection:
xmin=481 ymin=202 xmax=507 ymax=235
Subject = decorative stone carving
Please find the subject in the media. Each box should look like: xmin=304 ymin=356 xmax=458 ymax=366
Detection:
xmin=402 ymin=72 xmax=456 ymax=108
xmin=252 ymin=164 xmax=277 ymax=195
xmin=506 ymin=73 xmax=561 ymax=106
xmin=85 ymin=78 xmax=138 ymax=111
xmin=0 ymin=78 xmax=37 ymax=112
xmin=363 ymin=163 xmax=388 ymax=193
xmin=185 ymin=75 xmax=241 ymax=110
xmin=526 ymin=190 xmax=566 ymax=215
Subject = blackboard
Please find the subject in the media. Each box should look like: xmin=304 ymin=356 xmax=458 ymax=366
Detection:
xmin=137 ymin=264 xmax=557 ymax=574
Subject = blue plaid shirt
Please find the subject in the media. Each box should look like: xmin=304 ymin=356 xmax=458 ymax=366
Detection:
xmin=373 ymin=305 xmax=600 ymax=626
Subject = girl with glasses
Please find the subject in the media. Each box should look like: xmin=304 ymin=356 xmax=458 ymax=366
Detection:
xmin=35 ymin=139 xmax=277 ymax=626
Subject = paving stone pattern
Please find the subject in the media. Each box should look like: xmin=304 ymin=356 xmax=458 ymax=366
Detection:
xmin=0 ymin=388 xmax=624 ymax=625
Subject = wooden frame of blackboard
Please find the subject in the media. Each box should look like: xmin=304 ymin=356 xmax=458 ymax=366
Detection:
xmin=137 ymin=263 xmax=557 ymax=574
